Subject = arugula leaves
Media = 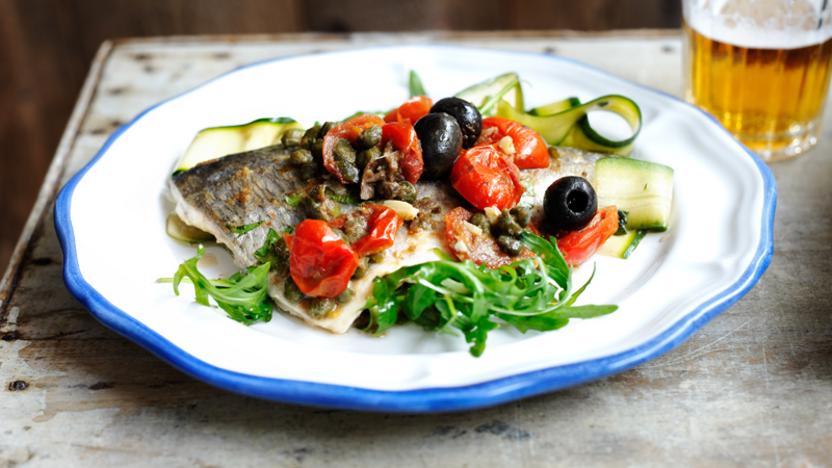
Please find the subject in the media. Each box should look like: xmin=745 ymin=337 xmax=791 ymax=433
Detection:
xmin=171 ymin=245 xmax=272 ymax=325
xmin=360 ymin=232 xmax=617 ymax=357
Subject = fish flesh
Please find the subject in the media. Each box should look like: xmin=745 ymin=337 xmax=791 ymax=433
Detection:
xmin=169 ymin=144 xmax=600 ymax=333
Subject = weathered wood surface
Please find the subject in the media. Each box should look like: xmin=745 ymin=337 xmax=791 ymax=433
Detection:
xmin=1 ymin=32 xmax=830 ymax=467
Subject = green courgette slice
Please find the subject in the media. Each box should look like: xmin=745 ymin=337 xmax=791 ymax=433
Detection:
xmin=454 ymin=72 xmax=524 ymax=116
xmin=497 ymin=95 xmax=642 ymax=155
xmin=174 ymin=117 xmax=302 ymax=174
xmin=166 ymin=213 xmax=214 ymax=243
xmin=598 ymin=230 xmax=647 ymax=259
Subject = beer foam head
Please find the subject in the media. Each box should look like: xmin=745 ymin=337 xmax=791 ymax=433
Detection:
xmin=686 ymin=0 xmax=832 ymax=49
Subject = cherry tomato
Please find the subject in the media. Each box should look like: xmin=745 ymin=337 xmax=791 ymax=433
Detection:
xmin=323 ymin=114 xmax=385 ymax=184
xmin=480 ymin=116 xmax=549 ymax=169
xmin=557 ymin=206 xmax=619 ymax=267
xmin=444 ymin=207 xmax=533 ymax=269
xmin=288 ymin=220 xmax=359 ymax=298
xmin=381 ymin=121 xmax=424 ymax=184
xmin=352 ymin=205 xmax=403 ymax=257
xmin=384 ymin=96 xmax=433 ymax=124
xmin=451 ymin=144 xmax=523 ymax=210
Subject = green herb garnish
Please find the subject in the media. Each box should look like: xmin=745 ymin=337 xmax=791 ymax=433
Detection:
xmin=254 ymin=228 xmax=290 ymax=275
xmin=254 ymin=228 xmax=279 ymax=263
xmin=325 ymin=187 xmax=357 ymax=205
xmin=361 ymin=232 xmax=617 ymax=357
xmin=284 ymin=192 xmax=305 ymax=207
xmin=171 ymin=245 xmax=272 ymax=324
xmin=228 ymin=221 xmax=263 ymax=236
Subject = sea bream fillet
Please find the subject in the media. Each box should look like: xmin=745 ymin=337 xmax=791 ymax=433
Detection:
xmin=169 ymin=144 xmax=599 ymax=333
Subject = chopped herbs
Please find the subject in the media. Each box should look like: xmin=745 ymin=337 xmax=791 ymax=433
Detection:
xmin=228 ymin=221 xmax=263 ymax=236
xmin=361 ymin=232 xmax=617 ymax=357
xmin=255 ymin=228 xmax=289 ymax=274
xmin=285 ymin=192 xmax=305 ymax=207
xmin=325 ymin=187 xmax=358 ymax=205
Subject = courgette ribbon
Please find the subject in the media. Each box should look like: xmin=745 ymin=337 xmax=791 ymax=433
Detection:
xmin=455 ymin=73 xmax=642 ymax=155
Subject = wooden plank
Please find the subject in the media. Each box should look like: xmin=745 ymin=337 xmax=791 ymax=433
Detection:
xmin=1 ymin=32 xmax=830 ymax=466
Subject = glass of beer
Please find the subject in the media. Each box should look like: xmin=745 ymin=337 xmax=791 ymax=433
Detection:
xmin=683 ymin=0 xmax=832 ymax=161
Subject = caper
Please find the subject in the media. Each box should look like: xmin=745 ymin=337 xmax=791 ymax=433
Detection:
xmin=497 ymin=235 xmax=523 ymax=256
xmin=311 ymin=139 xmax=324 ymax=160
xmin=282 ymin=128 xmax=304 ymax=147
xmin=352 ymin=257 xmax=370 ymax=279
xmin=358 ymin=146 xmax=381 ymax=170
xmin=343 ymin=212 xmax=369 ymax=244
xmin=495 ymin=210 xmax=523 ymax=237
xmin=469 ymin=213 xmax=490 ymax=233
xmin=317 ymin=121 xmax=334 ymax=139
xmin=510 ymin=205 xmax=532 ymax=227
xmin=369 ymin=252 xmax=385 ymax=264
xmin=267 ymin=237 xmax=290 ymax=276
xmin=334 ymin=138 xmax=356 ymax=163
xmin=302 ymin=196 xmax=339 ymax=221
xmin=377 ymin=181 xmax=399 ymax=199
xmin=336 ymin=160 xmax=359 ymax=184
xmin=290 ymin=148 xmax=314 ymax=165
xmin=358 ymin=125 xmax=382 ymax=148
xmin=301 ymin=125 xmax=321 ymax=149
xmin=337 ymin=289 xmax=354 ymax=304
xmin=308 ymin=298 xmax=337 ymax=317
xmin=396 ymin=181 xmax=417 ymax=202
xmin=283 ymin=280 xmax=304 ymax=303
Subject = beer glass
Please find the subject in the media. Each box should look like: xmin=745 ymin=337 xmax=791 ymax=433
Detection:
xmin=683 ymin=0 xmax=832 ymax=161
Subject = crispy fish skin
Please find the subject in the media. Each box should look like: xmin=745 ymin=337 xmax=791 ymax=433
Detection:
xmin=170 ymin=144 xmax=306 ymax=267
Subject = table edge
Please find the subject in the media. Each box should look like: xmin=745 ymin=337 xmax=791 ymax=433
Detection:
xmin=0 ymin=41 xmax=114 ymax=312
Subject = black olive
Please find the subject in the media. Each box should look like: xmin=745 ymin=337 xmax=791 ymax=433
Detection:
xmin=543 ymin=176 xmax=598 ymax=233
xmin=414 ymin=112 xmax=463 ymax=179
xmin=430 ymin=97 xmax=482 ymax=148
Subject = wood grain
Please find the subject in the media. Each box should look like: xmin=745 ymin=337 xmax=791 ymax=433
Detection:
xmin=1 ymin=32 xmax=830 ymax=466
xmin=0 ymin=0 xmax=682 ymax=271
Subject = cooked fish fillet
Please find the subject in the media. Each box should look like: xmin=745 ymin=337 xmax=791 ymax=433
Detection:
xmin=170 ymin=144 xmax=305 ymax=267
xmin=169 ymin=144 xmax=601 ymax=333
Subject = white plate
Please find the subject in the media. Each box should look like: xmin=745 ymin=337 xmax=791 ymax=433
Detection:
xmin=55 ymin=45 xmax=775 ymax=412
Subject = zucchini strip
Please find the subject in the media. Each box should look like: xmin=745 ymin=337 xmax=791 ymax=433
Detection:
xmin=529 ymin=97 xmax=580 ymax=116
xmin=454 ymin=72 xmax=524 ymax=116
xmin=175 ymin=117 xmax=302 ymax=173
xmin=497 ymin=95 xmax=642 ymax=155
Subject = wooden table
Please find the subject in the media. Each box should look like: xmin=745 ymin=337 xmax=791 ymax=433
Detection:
xmin=1 ymin=31 xmax=830 ymax=466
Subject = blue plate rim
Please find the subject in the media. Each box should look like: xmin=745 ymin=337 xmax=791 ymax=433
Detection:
xmin=53 ymin=44 xmax=776 ymax=413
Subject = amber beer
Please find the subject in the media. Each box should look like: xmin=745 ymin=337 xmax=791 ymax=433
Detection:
xmin=684 ymin=13 xmax=832 ymax=160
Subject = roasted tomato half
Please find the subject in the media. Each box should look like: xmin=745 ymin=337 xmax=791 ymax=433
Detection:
xmin=480 ymin=116 xmax=549 ymax=169
xmin=444 ymin=207 xmax=532 ymax=269
xmin=323 ymin=114 xmax=385 ymax=184
xmin=288 ymin=219 xmax=359 ymax=298
xmin=381 ymin=121 xmax=424 ymax=184
xmin=384 ymin=96 xmax=433 ymax=124
xmin=557 ymin=206 xmax=619 ymax=267
xmin=351 ymin=204 xmax=403 ymax=257
xmin=451 ymin=144 xmax=523 ymax=211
